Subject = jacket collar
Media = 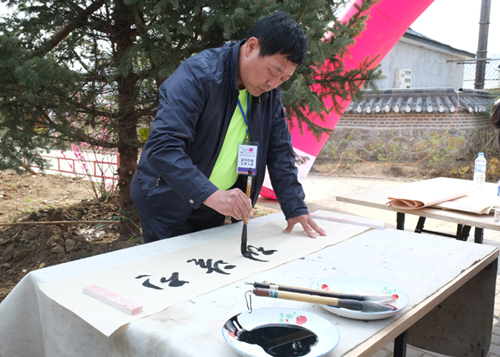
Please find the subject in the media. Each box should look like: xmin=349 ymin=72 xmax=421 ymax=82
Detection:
xmin=230 ymin=40 xmax=244 ymax=92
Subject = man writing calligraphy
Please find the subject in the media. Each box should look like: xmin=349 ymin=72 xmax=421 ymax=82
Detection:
xmin=131 ymin=11 xmax=326 ymax=243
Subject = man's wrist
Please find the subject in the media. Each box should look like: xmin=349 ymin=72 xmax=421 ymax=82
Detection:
xmin=203 ymin=190 xmax=220 ymax=208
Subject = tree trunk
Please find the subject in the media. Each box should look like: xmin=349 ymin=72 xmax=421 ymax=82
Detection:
xmin=114 ymin=0 xmax=141 ymax=238
xmin=117 ymin=140 xmax=140 ymax=237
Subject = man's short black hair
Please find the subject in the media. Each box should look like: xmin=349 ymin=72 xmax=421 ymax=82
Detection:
xmin=246 ymin=11 xmax=309 ymax=66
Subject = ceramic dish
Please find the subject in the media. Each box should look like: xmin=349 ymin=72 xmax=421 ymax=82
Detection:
xmin=222 ymin=307 xmax=339 ymax=357
xmin=310 ymin=277 xmax=409 ymax=320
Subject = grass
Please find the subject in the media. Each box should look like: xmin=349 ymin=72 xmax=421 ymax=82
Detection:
xmin=439 ymin=156 xmax=500 ymax=184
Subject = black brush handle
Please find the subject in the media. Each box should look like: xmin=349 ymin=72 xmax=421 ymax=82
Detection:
xmin=240 ymin=168 xmax=252 ymax=258
xmin=253 ymin=281 xmax=368 ymax=301
xmin=252 ymin=288 xmax=364 ymax=311
xmin=241 ymin=224 xmax=248 ymax=255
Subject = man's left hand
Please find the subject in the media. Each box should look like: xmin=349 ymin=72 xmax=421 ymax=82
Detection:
xmin=283 ymin=214 xmax=327 ymax=238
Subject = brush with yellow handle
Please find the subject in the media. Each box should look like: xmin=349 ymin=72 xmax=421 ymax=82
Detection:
xmin=241 ymin=168 xmax=259 ymax=260
xmin=252 ymin=287 xmax=397 ymax=312
xmin=252 ymin=281 xmax=394 ymax=302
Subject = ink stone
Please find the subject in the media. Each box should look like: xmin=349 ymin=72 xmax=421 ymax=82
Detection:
xmin=225 ymin=315 xmax=319 ymax=356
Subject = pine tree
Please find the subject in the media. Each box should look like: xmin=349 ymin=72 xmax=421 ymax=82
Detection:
xmin=0 ymin=0 xmax=380 ymax=236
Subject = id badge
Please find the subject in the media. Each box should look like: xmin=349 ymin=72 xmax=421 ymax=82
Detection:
xmin=237 ymin=141 xmax=258 ymax=175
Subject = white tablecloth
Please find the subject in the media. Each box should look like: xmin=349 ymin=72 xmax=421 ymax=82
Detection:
xmin=0 ymin=211 xmax=497 ymax=357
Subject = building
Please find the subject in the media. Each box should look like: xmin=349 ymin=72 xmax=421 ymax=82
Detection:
xmin=375 ymin=28 xmax=475 ymax=90
xmin=318 ymin=29 xmax=496 ymax=165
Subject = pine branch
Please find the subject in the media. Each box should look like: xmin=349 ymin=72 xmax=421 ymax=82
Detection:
xmin=71 ymin=135 xmax=118 ymax=149
xmin=34 ymin=0 xmax=106 ymax=57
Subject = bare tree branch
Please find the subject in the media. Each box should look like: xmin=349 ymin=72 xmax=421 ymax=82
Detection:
xmin=35 ymin=0 xmax=106 ymax=57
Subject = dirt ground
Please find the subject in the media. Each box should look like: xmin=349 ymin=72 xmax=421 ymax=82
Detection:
xmin=0 ymin=170 xmax=283 ymax=302
xmin=0 ymin=171 xmax=132 ymax=302
xmin=0 ymin=163 xmax=434 ymax=303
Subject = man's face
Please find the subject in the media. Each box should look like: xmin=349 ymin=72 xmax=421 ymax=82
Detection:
xmin=239 ymin=38 xmax=297 ymax=97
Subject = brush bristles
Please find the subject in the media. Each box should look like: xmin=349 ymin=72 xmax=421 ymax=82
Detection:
xmin=333 ymin=298 xmax=397 ymax=312
xmin=361 ymin=301 xmax=396 ymax=312
xmin=362 ymin=295 xmax=396 ymax=302
xmin=336 ymin=299 xmax=363 ymax=311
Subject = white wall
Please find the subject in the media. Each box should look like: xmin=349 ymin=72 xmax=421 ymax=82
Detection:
xmin=374 ymin=39 xmax=468 ymax=90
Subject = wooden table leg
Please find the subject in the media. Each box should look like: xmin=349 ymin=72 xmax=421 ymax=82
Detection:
xmin=394 ymin=330 xmax=408 ymax=357
xmin=397 ymin=212 xmax=405 ymax=230
xmin=474 ymin=228 xmax=484 ymax=244
xmin=414 ymin=217 xmax=463 ymax=239
xmin=411 ymin=217 xmax=481 ymax=244
xmin=458 ymin=225 xmax=471 ymax=241
xmin=414 ymin=217 xmax=426 ymax=234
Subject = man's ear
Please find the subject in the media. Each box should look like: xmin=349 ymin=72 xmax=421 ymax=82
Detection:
xmin=245 ymin=37 xmax=260 ymax=55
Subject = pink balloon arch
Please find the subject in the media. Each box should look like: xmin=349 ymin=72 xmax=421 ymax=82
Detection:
xmin=261 ymin=0 xmax=435 ymax=199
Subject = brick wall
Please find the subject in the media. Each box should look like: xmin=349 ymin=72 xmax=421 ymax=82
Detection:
xmin=317 ymin=111 xmax=494 ymax=165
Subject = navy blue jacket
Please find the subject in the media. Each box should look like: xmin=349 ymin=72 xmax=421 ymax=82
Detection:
xmin=133 ymin=40 xmax=308 ymax=238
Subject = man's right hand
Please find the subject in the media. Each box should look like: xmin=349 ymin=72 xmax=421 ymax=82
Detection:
xmin=203 ymin=189 xmax=252 ymax=222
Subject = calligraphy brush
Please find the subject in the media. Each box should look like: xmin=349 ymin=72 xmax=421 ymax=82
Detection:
xmin=252 ymin=281 xmax=393 ymax=302
xmin=240 ymin=168 xmax=253 ymax=258
xmin=252 ymin=288 xmax=397 ymax=313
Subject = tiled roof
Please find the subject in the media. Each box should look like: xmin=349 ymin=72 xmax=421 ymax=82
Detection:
xmin=405 ymin=28 xmax=433 ymax=41
xmin=403 ymin=28 xmax=475 ymax=59
xmin=463 ymin=58 xmax=500 ymax=89
xmin=344 ymin=88 xmax=494 ymax=114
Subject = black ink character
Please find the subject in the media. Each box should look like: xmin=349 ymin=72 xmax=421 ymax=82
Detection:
xmin=240 ymin=245 xmax=278 ymax=262
xmin=248 ymin=245 xmax=277 ymax=256
xmin=135 ymin=274 xmax=150 ymax=279
xmin=161 ymin=272 xmax=189 ymax=287
xmin=135 ymin=272 xmax=189 ymax=290
xmin=142 ymin=278 xmax=163 ymax=290
xmin=187 ymin=259 xmax=236 ymax=275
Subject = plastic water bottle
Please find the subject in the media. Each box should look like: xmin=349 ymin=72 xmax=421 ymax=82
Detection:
xmin=495 ymin=180 xmax=500 ymax=223
xmin=473 ymin=152 xmax=486 ymax=189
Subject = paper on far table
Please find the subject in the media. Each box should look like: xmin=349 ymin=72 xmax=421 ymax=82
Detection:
xmin=387 ymin=177 xmax=473 ymax=210
xmin=433 ymin=185 xmax=497 ymax=214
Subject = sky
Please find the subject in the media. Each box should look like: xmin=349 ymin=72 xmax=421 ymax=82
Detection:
xmin=0 ymin=0 xmax=499 ymax=57
xmin=411 ymin=0 xmax=500 ymax=58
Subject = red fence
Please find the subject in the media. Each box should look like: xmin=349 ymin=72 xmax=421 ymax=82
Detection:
xmin=30 ymin=150 xmax=120 ymax=184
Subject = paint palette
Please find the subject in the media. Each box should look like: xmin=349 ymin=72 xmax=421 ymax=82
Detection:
xmin=222 ymin=307 xmax=339 ymax=357
xmin=311 ymin=277 xmax=409 ymax=320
